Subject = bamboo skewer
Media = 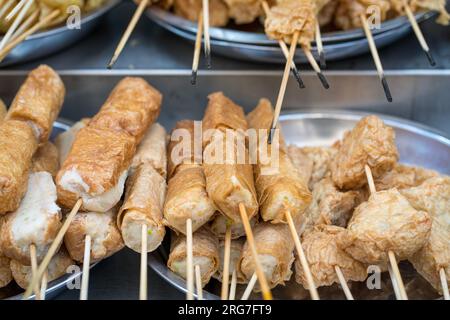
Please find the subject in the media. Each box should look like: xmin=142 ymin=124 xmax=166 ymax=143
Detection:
xmin=0 ymin=0 xmax=15 ymax=20
xmin=191 ymin=11 xmax=203 ymax=85
xmin=40 ymin=271 xmax=48 ymax=300
xmin=220 ymin=225 xmax=232 ymax=299
xmin=0 ymin=9 xmax=59 ymax=62
xmin=239 ymin=203 xmax=273 ymax=300
xmin=315 ymin=21 xmax=326 ymax=69
xmin=23 ymin=198 xmax=82 ymax=299
xmin=195 ymin=265 xmax=203 ymax=300
xmin=303 ymin=48 xmax=330 ymax=89
xmin=388 ymin=260 xmax=402 ymax=299
xmin=285 ymin=210 xmax=320 ymax=300
xmin=241 ymin=272 xmax=257 ymax=300
xmin=334 ymin=265 xmax=354 ymax=300
xmin=107 ymin=0 xmax=149 ymax=69
xmin=439 ymin=269 xmax=449 ymax=300
xmin=9 ymin=9 xmax=38 ymax=42
xmin=360 ymin=14 xmax=392 ymax=102
xmin=202 ymin=0 xmax=211 ymax=68
xmin=186 ymin=218 xmax=194 ymax=300
xmin=403 ymin=0 xmax=435 ymax=66
xmin=5 ymin=0 xmax=26 ymax=21
xmin=229 ymin=270 xmax=237 ymax=300
xmin=29 ymin=244 xmax=41 ymax=300
xmin=0 ymin=0 xmax=34 ymax=51
xmin=80 ymin=235 xmax=91 ymax=300
xmin=364 ymin=165 xmax=408 ymax=300
xmin=140 ymin=224 xmax=148 ymax=300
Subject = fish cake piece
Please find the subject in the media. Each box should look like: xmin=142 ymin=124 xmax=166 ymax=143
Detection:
xmin=374 ymin=164 xmax=439 ymax=191
xmin=174 ymin=0 xmax=230 ymax=26
xmin=214 ymin=238 xmax=246 ymax=284
xmin=32 ymin=141 xmax=60 ymax=178
xmin=224 ymin=0 xmax=262 ymax=24
xmin=55 ymin=118 xmax=90 ymax=166
xmin=210 ymin=212 xmax=257 ymax=240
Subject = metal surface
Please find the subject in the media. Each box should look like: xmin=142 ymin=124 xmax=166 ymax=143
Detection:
xmin=146 ymin=7 xmax=434 ymax=45
xmin=148 ymin=111 xmax=450 ymax=300
xmin=0 ymin=0 xmax=120 ymax=67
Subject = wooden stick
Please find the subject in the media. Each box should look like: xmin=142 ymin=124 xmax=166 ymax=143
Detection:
xmin=334 ymin=265 xmax=354 ymax=300
xmin=0 ymin=0 xmax=15 ymax=19
xmin=315 ymin=21 xmax=326 ymax=69
xmin=202 ymin=0 xmax=211 ymax=68
xmin=80 ymin=235 xmax=91 ymax=300
xmin=364 ymin=165 xmax=376 ymax=194
xmin=29 ymin=244 xmax=41 ymax=300
xmin=40 ymin=271 xmax=48 ymax=300
xmin=0 ymin=0 xmax=34 ymax=51
xmin=261 ymin=0 xmax=305 ymax=89
xmin=191 ymin=11 xmax=203 ymax=85
xmin=269 ymin=31 xmax=299 ymax=144
xmin=107 ymin=0 xmax=149 ymax=69
xmin=439 ymin=268 xmax=449 ymax=300
xmin=403 ymin=0 xmax=435 ymax=66
xmin=239 ymin=203 xmax=273 ymax=300
xmin=220 ymin=225 xmax=232 ymax=299
xmin=10 ymin=9 xmax=38 ymax=42
xmin=360 ymin=14 xmax=392 ymax=102
xmin=186 ymin=218 xmax=194 ymax=300
xmin=388 ymin=263 xmax=402 ymax=300
xmin=229 ymin=270 xmax=237 ymax=300
xmin=0 ymin=9 xmax=59 ymax=62
xmin=140 ymin=224 xmax=148 ymax=300
xmin=23 ymin=198 xmax=82 ymax=299
xmin=285 ymin=210 xmax=320 ymax=300
xmin=241 ymin=272 xmax=257 ymax=300
xmin=195 ymin=265 xmax=203 ymax=300
xmin=5 ymin=0 xmax=26 ymax=21
xmin=303 ymin=48 xmax=330 ymax=89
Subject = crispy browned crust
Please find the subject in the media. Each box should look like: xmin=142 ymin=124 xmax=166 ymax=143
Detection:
xmin=167 ymin=120 xmax=203 ymax=179
xmin=224 ymin=0 xmax=262 ymax=24
xmin=215 ymin=237 xmax=247 ymax=284
xmin=287 ymin=145 xmax=314 ymax=187
xmin=0 ymin=120 xmax=38 ymax=214
xmin=89 ymin=77 xmax=162 ymax=144
xmin=64 ymin=210 xmax=124 ymax=263
xmin=238 ymin=222 xmax=295 ymax=289
xmin=32 ymin=141 xmax=60 ymax=178
xmin=374 ymin=164 xmax=439 ymax=192
xmin=117 ymin=164 xmax=166 ymax=234
xmin=167 ymin=227 xmax=219 ymax=285
xmin=173 ymin=0 xmax=229 ymax=26
xmin=10 ymin=246 xmax=74 ymax=289
xmin=0 ymin=99 xmax=6 ymax=122
xmin=56 ymin=126 xmax=136 ymax=210
xmin=7 ymin=65 xmax=65 ymax=143
xmin=0 ymin=225 xmax=12 ymax=288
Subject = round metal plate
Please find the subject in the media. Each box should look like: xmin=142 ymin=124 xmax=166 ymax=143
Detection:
xmin=148 ymin=111 xmax=449 ymax=300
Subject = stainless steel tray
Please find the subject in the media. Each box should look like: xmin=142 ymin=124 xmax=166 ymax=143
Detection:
xmin=0 ymin=0 xmax=120 ymax=67
xmin=148 ymin=110 xmax=450 ymax=300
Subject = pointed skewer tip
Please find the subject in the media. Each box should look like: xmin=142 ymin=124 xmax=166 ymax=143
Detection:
xmin=424 ymin=50 xmax=436 ymax=67
xmin=318 ymin=72 xmax=330 ymax=89
xmin=291 ymin=68 xmax=305 ymax=89
xmin=319 ymin=52 xmax=327 ymax=70
xmin=191 ymin=70 xmax=198 ymax=85
xmin=381 ymin=76 xmax=393 ymax=102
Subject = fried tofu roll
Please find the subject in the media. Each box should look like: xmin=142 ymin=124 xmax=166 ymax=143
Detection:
xmin=89 ymin=77 xmax=162 ymax=144
xmin=174 ymin=0 xmax=229 ymax=27
xmin=202 ymin=92 xmax=258 ymax=223
xmin=287 ymin=145 xmax=314 ymax=188
xmin=0 ymin=120 xmax=38 ymax=214
xmin=295 ymin=225 xmax=367 ymax=289
xmin=64 ymin=208 xmax=124 ymax=263
xmin=1 ymin=172 xmax=62 ymax=265
xmin=402 ymin=176 xmax=450 ymax=293
xmin=56 ymin=127 xmax=135 ymax=212
xmin=167 ymin=227 xmax=219 ymax=287
xmin=374 ymin=164 xmax=439 ymax=192
xmin=331 ymin=115 xmax=399 ymax=190
xmin=224 ymin=0 xmax=261 ymax=24
xmin=10 ymin=247 xmax=74 ymax=289
xmin=238 ymin=222 xmax=295 ymax=289
xmin=6 ymin=65 xmax=65 ymax=144
xmin=32 ymin=142 xmax=59 ymax=178
xmin=214 ymin=238 xmax=246 ymax=284
xmin=210 ymin=212 xmax=257 ymax=240
xmin=338 ymin=188 xmax=431 ymax=265
xmin=118 ymin=165 xmax=166 ymax=253
xmin=164 ymin=120 xmax=216 ymax=234
xmin=0 ymin=217 xmax=12 ymax=288
xmin=247 ymin=99 xmax=311 ymax=223
xmin=130 ymin=123 xmax=167 ymax=178
xmin=0 ymin=99 xmax=6 ymax=121
xmin=55 ymin=118 xmax=90 ymax=166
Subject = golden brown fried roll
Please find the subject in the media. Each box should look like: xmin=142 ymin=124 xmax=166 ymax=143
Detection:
xmin=331 ymin=115 xmax=399 ymax=190
xmin=317 ymin=0 xmax=338 ymax=26
xmin=0 ymin=99 xmax=6 ymax=121
xmin=55 ymin=118 xmax=90 ymax=166
xmin=287 ymin=145 xmax=314 ymax=187
xmin=173 ymin=0 xmax=229 ymax=26
xmin=224 ymin=0 xmax=261 ymax=24
xmin=10 ymin=246 xmax=74 ymax=289
xmin=0 ymin=120 xmax=38 ymax=214
xmin=88 ymin=78 xmax=162 ymax=144
xmin=1 ymin=172 xmax=62 ymax=265
xmin=214 ymin=238 xmax=246 ymax=283
xmin=118 ymin=165 xmax=166 ymax=253
xmin=374 ymin=164 xmax=439 ymax=192
xmin=7 ymin=65 xmax=65 ymax=143
xmin=334 ymin=0 xmax=390 ymax=30
xmin=338 ymin=188 xmax=431 ymax=265
xmin=239 ymin=222 xmax=295 ymax=289
xmin=300 ymin=145 xmax=338 ymax=190
xmin=64 ymin=208 xmax=124 ymax=263
xmin=56 ymin=126 xmax=135 ymax=212
xmin=402 ymin=176 xmax=450 ymax=293
xmin=210 ymin=212 xmax=257 ymax=239
xmin=0 ymin=216 xmax=12 ymax=288
xmin=130 ymin=123 xmax=167 ymax=178
xmin=32 ymin=141 xmax=59 ymax=178
xmin=247 ymin=99 xmax=311 ymax=223
xmin=295 ymin=225 xmax=367 ymax=289
xmin=167 ymin=227 xmax=219 ymax=287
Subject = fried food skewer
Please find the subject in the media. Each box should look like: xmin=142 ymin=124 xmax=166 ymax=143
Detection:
xmin=202 ymin=0 xmax=211 ymax=68
xmin=29 ymin=244 xmax=41 ymax=300
xmin=0 ymin=0 xmax=16 ymax=19
xmin=440 ymin=269 xmax=449 ymax=300
xmin=191 ymin=11 xmax=204 ymax=85
xmin=229 ymin=270 xmax=237 ymax=300
xmin=334 ymin=265 xmax=354 ymax=300
xmin=0 ymin=0 xmax=34 ymax=51
xmin=186 ymin=218 xmax=194 ymax=300
xmin=195 ymin=264 xmax=203 ymax=300
xmin=80 ymin=234 xmax=91 ymax=300
xmin=241 ymin=272 xmax=257 ymax=300
xmin=220 ymin=226 xmax=232 ymax=299
xmin=5 ymin=0 xmax=27 ymax=21
xmin=140 ymin=224 xmax=148 ymax=300
xmin=315 ymin=21 xmax=326 ymax=69
xmin=9 ymin=9 xmax=38 ymax=42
